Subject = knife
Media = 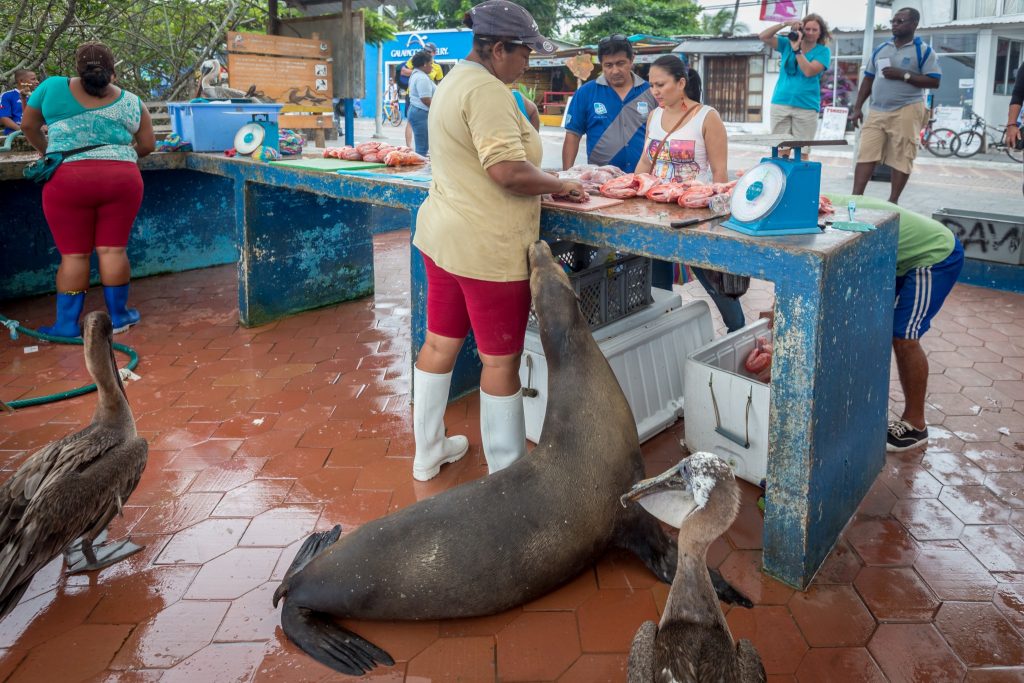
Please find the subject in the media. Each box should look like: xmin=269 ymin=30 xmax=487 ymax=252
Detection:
xmin=670 ymin=213 xmax=729 ymax=229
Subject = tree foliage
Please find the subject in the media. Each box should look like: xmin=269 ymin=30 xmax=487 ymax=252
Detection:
xmin=363 ymin=9 xmax=397 ymax=45
xmin=573 ymin=0 xmax=700 ymax=44
xmin=0 ymin=0 xmax=269 ymax=99
xmin=699 ymin=9 xmax=748 ymax=36
xmin=397 ymin=0 xmax=559 ymax=38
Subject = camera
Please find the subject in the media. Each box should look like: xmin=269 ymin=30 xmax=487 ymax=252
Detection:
xmin=1016 ymin=136 xmax=1024 ymax=151
xmin=787 ymin=31 xmax=801 ymax=41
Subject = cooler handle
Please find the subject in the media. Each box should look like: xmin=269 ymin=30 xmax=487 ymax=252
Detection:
xmin=709 ymin=374 xmax=751 ymax=449
xmin=522 ymin=354 xmax=539 ymax=398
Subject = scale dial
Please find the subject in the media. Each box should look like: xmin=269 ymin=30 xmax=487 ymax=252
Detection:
xmin=730 ymin=162 xmax=787 ymax=223
xmin=234 ymin=122 xmax=266 ymax=155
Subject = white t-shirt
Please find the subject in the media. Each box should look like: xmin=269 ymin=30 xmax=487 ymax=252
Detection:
xmin=643 ymin=105 xmax=715 ymax=183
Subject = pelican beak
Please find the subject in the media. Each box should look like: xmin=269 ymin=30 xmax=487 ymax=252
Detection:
xmin=620 ymin=464 xmax=686 ymax=506
xmin=619 ymin=460 xmax=698 ymax=529
xmin=110 ymin=341 xmax=129 ymax=404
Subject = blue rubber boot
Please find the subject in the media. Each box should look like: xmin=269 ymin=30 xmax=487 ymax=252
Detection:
xmin=38 ymin=291 xmax=86 ymax=338
xmin=103 ymin=283 xmax=140 ymax=334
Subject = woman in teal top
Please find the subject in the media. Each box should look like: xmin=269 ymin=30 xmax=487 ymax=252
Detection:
xmin=759 ymin=14 xmax=832 ymax=149
xmin=21 ymin=42 xmax=155 ymax=338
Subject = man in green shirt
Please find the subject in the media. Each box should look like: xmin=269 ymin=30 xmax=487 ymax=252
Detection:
xmin=827 ymin=194 xmax=964 ymax=451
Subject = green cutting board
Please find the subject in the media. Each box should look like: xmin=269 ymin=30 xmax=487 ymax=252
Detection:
xmin=270 ymin=158 xmax=387 ymax=172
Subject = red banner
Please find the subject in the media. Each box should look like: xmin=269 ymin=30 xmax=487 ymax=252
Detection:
xmin=760 ymin=0 xmax=799 ymax=22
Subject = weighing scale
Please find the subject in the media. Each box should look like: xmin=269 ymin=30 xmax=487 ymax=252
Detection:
xmin=233 ymin=113 xmax=279 ymax=155
xmin=722 ymin=139 xmax=847 ymax=237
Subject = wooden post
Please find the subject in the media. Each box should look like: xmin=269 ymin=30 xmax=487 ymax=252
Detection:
xmin=268 ymin=0 xmax=280 ymax=35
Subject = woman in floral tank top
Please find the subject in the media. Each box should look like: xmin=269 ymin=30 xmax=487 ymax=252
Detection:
xmin=21 ymin=42 xmax=155 ymax=338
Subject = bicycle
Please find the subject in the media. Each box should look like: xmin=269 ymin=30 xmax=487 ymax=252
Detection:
xmin=382 ymin=100 xmax=402 ymax=127
xmin=921 ymin=118 xmax=960 ymax=158
xmin=954 ymin=113 xmax=1024 ymax=162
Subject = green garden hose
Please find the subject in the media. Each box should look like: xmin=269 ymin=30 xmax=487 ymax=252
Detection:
xmin=0 ymin=313 xmax=139 ymax=410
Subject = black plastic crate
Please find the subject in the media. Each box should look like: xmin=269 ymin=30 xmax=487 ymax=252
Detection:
xmin=529 ymin=241 xmax=653 ymax=330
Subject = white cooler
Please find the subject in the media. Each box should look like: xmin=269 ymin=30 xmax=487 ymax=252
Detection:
xmin=519 ymin=289 xmax=714 ymax=444
xmin=684 ymin=318 xmax=772 ymax=485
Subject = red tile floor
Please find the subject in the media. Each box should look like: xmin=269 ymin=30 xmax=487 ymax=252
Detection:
xmin=0 ymin=230 xmax=1023 ymax=682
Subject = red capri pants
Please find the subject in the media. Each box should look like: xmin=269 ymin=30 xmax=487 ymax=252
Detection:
xmin=42 ymin=160 xmax=144 ymax=254
xmin=422 ymin=253 xmax=531 ymax=356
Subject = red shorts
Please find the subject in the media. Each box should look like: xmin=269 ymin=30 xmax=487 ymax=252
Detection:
xmin=42 ymin=160 xmax=144 ymax=254
xmin=422 ymin=253 xmax=531 ymax=356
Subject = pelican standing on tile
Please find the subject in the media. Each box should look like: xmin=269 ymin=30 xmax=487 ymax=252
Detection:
xmin=622 ymin=453 xmax=766 ymax=683
xmin=0 ymin=311 xmax=148 ymax=619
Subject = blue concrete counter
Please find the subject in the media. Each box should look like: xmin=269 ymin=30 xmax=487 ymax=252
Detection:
xmin=0 ymin=152 xmax=899 ymax=589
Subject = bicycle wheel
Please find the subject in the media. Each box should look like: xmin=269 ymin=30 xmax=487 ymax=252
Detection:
xmin=955 ymin=130 xmax=983 ymax=158
xmin=923 ymin=128 xmax=959 ymax=157
xmin=1005 ymin=142 xmax=1024 ymax=163
xmin=388 ymin=107 xmax=402 ymax=127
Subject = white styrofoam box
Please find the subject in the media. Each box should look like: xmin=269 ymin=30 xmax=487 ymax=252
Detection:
xmin=520 ymin=297 xmax=714 ymax=445
xmin=684 ymin=318 xmax=772 ymax=485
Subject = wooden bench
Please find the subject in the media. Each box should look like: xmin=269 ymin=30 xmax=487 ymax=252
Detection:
xmin=146 ymin=101 xmax=172 ymax=141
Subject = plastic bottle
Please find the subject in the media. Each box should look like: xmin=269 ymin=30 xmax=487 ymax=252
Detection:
xmin=708 ymin=192 xmax=732 ymax=214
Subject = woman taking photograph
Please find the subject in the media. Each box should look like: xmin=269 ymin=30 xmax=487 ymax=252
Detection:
xmin=21 ymin=41 xmax=155 ymax=338
xmin=634 ymin=54 xmax=744 ymax=333
xmin=760 ymin=14 xmax=832 ymax=149
xmin=410 ymin=0 xmax=584 ymax=482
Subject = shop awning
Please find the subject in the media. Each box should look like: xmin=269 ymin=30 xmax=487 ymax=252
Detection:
xmin=673 ymin=39 xmax=767 ymax=55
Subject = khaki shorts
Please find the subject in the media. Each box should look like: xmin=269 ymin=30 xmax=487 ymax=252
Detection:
xmin=857 ymin=102 xmax=927 ymax=174
xmin=770 ymin=104 xmax=820 ymax=140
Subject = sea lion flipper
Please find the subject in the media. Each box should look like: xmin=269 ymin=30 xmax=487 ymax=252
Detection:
xmin=273 ymin=525 xmax=342 ymax=606
xmin=627 ymin=620 xmax=657 ymax=683
xmin=281 ymin=601 xmax=395 ymax=675
xmin=614 ymin=505 xmax=677 ymax=583
xmin=710 ymin=567 xmax=753 ymax=608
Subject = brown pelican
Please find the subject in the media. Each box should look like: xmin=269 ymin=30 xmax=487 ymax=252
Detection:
xmin=622 ymin=453 xmax=766 ymax=683
xmin=196 ymin=59 xmax=272 ymax=102
xmin=0 ymin=311 xmax=148 ymax=619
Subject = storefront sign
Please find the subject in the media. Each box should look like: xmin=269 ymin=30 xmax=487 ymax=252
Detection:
xmin=817 ymin=106 xmax=848 ymax=140
xmin=381 ymin=30 xmax=473 ymax=62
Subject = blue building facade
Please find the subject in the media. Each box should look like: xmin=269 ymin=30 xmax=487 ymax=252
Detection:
xmin=362 ymin=29 xmax=474 ymax=116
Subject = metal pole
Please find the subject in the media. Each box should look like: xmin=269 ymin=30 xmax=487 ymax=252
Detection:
xmin=342 ymin=0 xmax=355 ymax=146
xmin=373 ymin=3 xmax=384 ymax=139
xmin=833 ymin=37 xmax=839 ymax=106
xmin=852 ymin=0 xmax=877 ymax=175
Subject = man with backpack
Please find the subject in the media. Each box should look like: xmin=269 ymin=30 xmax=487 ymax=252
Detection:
xmin=849 ymin=7 xmax=941 ymax=204
xmin=400 ymin=44 xmax=443 ymax=147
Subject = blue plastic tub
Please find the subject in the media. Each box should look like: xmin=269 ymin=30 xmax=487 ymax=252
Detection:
xmin=168 ymin=102 xmax=284 ymax=152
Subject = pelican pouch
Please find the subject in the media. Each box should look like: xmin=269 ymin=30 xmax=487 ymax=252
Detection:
xmin=702 ymin=268 xmax=751 ymax=299
xmin=23 ymin=144 xmax=106 ymax=184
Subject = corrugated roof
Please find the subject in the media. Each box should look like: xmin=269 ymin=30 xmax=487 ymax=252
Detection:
xmin=673 ymin=38 xmax=766 ymax=54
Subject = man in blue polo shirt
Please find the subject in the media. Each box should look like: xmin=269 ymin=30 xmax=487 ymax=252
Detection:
xmin=561 ymin=35 xmax=656 ymax=172
xmin=0 ymin=69 xmax=38 ymax=134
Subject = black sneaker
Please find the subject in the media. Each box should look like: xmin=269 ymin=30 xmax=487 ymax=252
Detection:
xmin=887 ymin=420 xmax=929 ymax=452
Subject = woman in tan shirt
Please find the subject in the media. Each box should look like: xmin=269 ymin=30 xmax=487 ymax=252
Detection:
xmin=410 ymin=0 xmax=584 ymax=481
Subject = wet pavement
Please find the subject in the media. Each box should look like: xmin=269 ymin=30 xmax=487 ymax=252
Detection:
xmin=0 ymin=226 xmax=1023 ymax=681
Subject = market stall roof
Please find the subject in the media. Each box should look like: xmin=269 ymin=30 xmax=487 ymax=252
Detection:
xmin=673 ymin=36 xmax=767 ymax=55
xmin=283 ymin=0 xmax=416 ymax=16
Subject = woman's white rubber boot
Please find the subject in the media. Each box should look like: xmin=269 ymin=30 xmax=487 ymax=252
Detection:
xmin=480 ymin=388 xmax=527 ymax=474
xmin=412 ymin=367 xmax=469 ymax=481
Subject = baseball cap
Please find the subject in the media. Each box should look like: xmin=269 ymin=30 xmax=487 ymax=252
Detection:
xmin=424 ymin=42 xmax=438 ymax=53
xmin=468 ymin=0 xmax=557 ymax=56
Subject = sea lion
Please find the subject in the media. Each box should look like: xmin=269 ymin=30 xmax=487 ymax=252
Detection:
xmin=273 ymin=240 xmax=750 ymax=675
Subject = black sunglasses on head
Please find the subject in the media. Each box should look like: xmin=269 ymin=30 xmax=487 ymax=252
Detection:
xmin=599 ymin=34 xmax=629 ymax=44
